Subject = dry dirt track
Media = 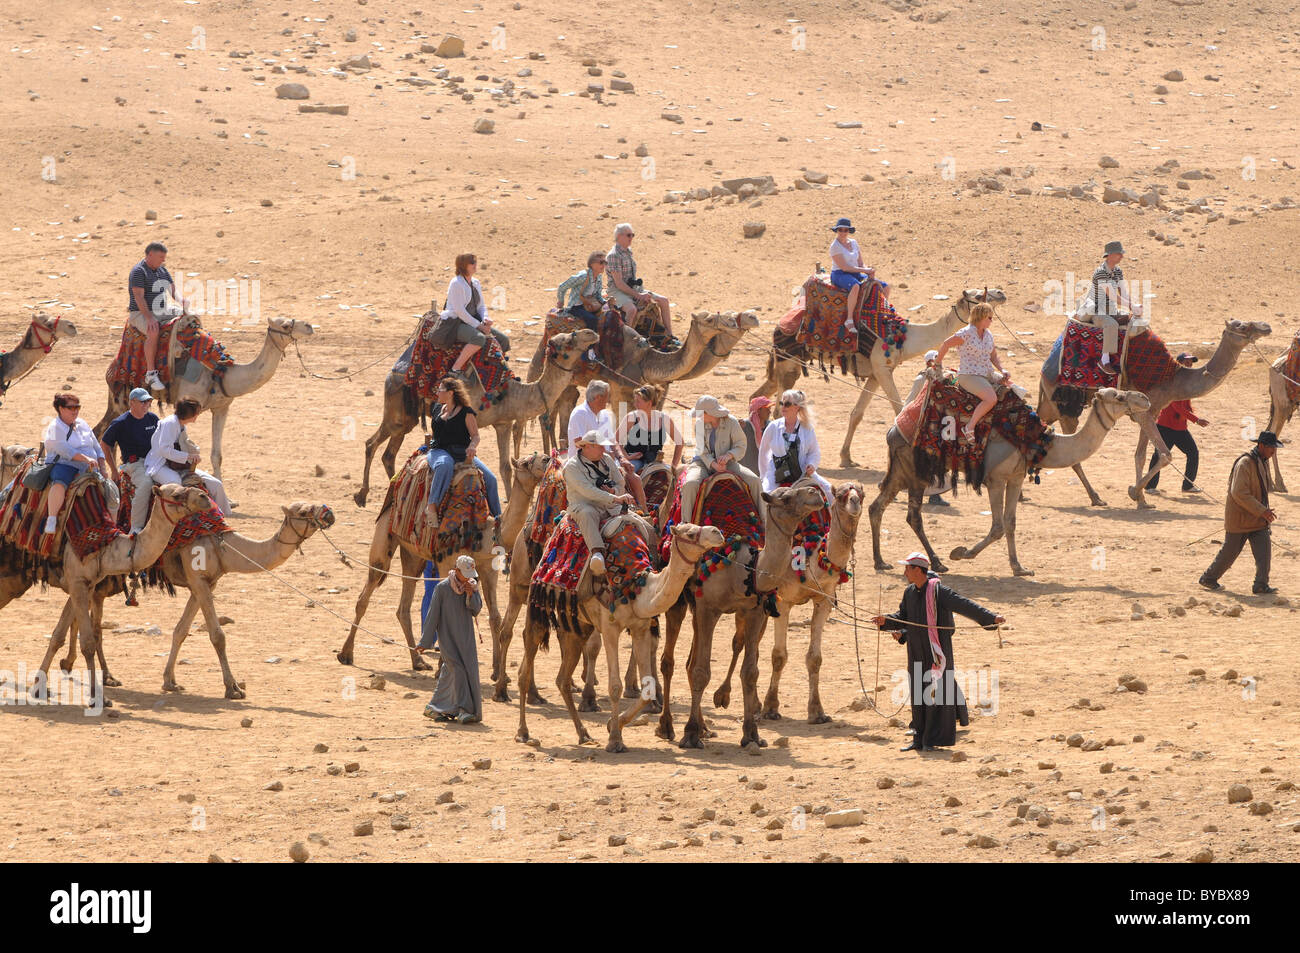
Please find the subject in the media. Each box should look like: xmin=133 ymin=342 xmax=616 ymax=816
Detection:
xmin=0 ymin=0 xmax=1298 ymax=862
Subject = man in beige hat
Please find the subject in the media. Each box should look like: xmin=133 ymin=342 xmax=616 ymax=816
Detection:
xmin=563 ymin=429 xmax=652 ymax=575
xmin=680 ymin=394 xmax=763 ymax=523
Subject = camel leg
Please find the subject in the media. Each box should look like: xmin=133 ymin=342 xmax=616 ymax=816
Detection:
xmin=737 ymin=608 xmax=769 ymax=749
xmin=904 ymin=487 xmax=948 ymax=573
xmin=579 ymin=630 xmax=600 ymax=712
xmin=208 ymin=404 xmax=229 ymax=484
xmin=657 ymin=600 xmax=686 ymax=741
xmin=623 ymin=647 xmax=640 ymax=699
xmin=354 ymin=422 xmax=391 ymax=507
xmin=871 ymin=351 xmax=904 ymax=414
xmin=805 ymin=597 xmax=833 ymax=723
xmin=1057 ymin=415 xmax=1106 ymax=507
xmin=1128 ymin=412 xmax=1168 ymax=509
xmin=553 ymin=388 xmax=579 ymax=455
xmin=601 ymin=622 xmax=628 ymax=753
xmin=1267 ymin=400 xmax=1289 ymax=491
xmin=38 ymin=599 xmax=77 ymax=698
xmin=338 ymin=532 xmax=399 ymax=666
xmin=396 ymin=548 xmax=430 ymax=671
xmin=70 ymin=584 xmax=107 ymax=711
xmin=760 ymin=609 xmax=789 ymax=719
xmin=514 ymin=614 xmax=547 ymax=744
xmin=680 ymin=604 xmax=719 ymax=749
xmin=493 ymin=587 xmax=523 ymax=702
xmin=492 ymin=423 xmax=512 ymax=499
xmin=162 ymin=593 xmax=204 ymax=693
xmin=557 ymin=630 xmax=595 ymax=746
xmin=712 ymin=625 xmax=746 ymax=709
xmin=950 ymin=480 xmax=1007 ymax=565
xmin=868 ymin=471 xmax=906 ymax=571
xmin=840 ymin=375 xmax=880 ymax=468
xmin=618 ymin=628 xmax=656 ymax=729
xmin=1003 ymin=471 xmax=1033 ymax=576
xmin=89 ymin=596 xmax=118 ymax=686
xmin=186 ymin=575 xmax=243 ymax=698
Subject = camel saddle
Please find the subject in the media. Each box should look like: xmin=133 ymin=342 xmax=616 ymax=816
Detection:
xmin=639 ymin=461 xmax=674 ymax=514
xmin=794 ymin=274 xmax=907 ymax=360
xmin=657 ymin=469 xmax=763 ymax=566
xmin=383 ymin=449 xmax=493 ymax=563
xmin=0 ymin=460 xmax=122 ymax=575
xmin=401 ymin=311 xmax=516 ymax=414
xmin=106 ymin=313 xmax=234 ymax=398
xmin=114 ymin=469 xmax=228 ymax=558
xmin=1283 ymin=332 xmax=1300 ymax=405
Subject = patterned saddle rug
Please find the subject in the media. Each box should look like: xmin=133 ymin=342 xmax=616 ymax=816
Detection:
xmin=115 ymin=470 xmax=229 ymax=557
xmin=526 ymin=454 xmax=568 ymax=561
xmin=106 ymin=315 xmax=235 ymax=393
xmin=794 ymin=275 xmax=907 ymax=360
xmin=658 ymin=469 xmax=764 ymax=570
xmin=543 ymin=308 xmax=631 ymax=372
xmin=382 ymin=449 xmax=492 ymax=564
xmin=527 ymin=514 xmax=655 ymax=635
xmin=0 ymin=461 xmax=123 ymax=580
xmin=1282 ymin=333 xmax=1300 ymax=405
xmin=640 ymin=462 xmax=674 ymax=514
xmin=1054 ymin=319 xmax=1179 ymax=413
xmin=403 ymin=311 xmax=517 ymax=411
xmin=911 ymin=375 xmax=1055 ymax=492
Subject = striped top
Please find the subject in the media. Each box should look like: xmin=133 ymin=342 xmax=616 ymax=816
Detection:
xmin=1090 ymin=262 xmax=1125 ymax=317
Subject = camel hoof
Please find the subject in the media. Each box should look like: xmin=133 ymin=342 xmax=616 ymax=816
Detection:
xmin=1127 ymin=485 xmax=1141 ymax=502
xmin=678 ymin=733 xmax=704 ymax=750
xmin=760 ymin=709 xmax=781 ymax=721
xmin=809 ymin=713 xmax=832 ymax=725
xmin=162 ymin=682 xmax=184 ymax=694
xmin=58 ymin=658 xmax=75 ymax=673
xmin=605 ymin=739 xmax=628 ymax=754
xmin=353 ymin=490 xmax=368 ymax=508
xmin=931 ymin=560 xmax=948 ymax=574
xmin=578 ymin=697 xmax=599 ymax=713
xmin=840 ymin=457 xmax=858 ymax=469
xmin=656 ymin=722 xmax=676 ymax=742
xmin=577 ymin=733 xmax=596 ymax=746
xmin=623 ymin=686 xmax=640 ymax=700
xmin=412 ymin=657 xmax=432 ymax=672
xmin=528 ymin=692 xmax=548 ymax=706
xmin=1013 ymin=567 xmax=1036 ymax=577
xmin=492 ymin=688 xmax=511 ymax=704
xmin=102 ymin=674 xmax=122 ymax=688
xmin=740 ymin=736 xmax=767 ymax=749
xmin=874 ymin=560 xmax=890 ymax=572
xmin=647 ymin=699 xmax=663 ymax=714
xmin=1090 ymin=498 xmax=1107 ymax=507
xmin=712 ymin=689 xmax=730 ymax=709
xmin=336 ymin=652 xmax=353 ymax=666
xmin=948 ymin=546 xmax=967 ymax=561
xmin=225 ymin=685 xmax=247 ymax=700
xmin=515 ymin=731 xmax=530 ymax=744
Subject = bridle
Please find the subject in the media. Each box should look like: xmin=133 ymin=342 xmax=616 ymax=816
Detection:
xmin=1 ymin=318 xmax=61 ymax=400
xmin=276 ymin=506 xmax=332 ymax=550
xmin=267 ymin=322 xmax=297 ymax=353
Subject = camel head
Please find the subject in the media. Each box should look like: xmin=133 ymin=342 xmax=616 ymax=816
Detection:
xmin=831 ymin=481 xmax=865 ymax=522
xmin=955 ymin=287 xmax=1007 ymax=319
xmin=546 ymin=329 xmax=600 ymax=370
xmin=268 ymin=316 xmax=315 ymax=340
xmin=282 ymin=501 xmax=336 ymax=535
xmin=733 ymin=310 xmax=761 ymax=331
xmin=1094 ymin=387 xmax=1152 ymax=420
xmin=761 ymin=484 xmax=827 ymax=527
xmin=151 ymin=482 xmax=215 ymax=518
xmin=1223 ymin=319 xmax=1273 ymax=344
xmin=32 ymin=311 xmax=78 ymax=340
xmin=1 ymin=445 xmax=35 ymax=487
xmin=511 ymin=451 xmax=552 ymax=486
xmin=668 ymin=522 xmax=726 ymax=560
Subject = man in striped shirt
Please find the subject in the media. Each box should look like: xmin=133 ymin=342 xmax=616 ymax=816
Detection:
xmin=1080 ymin=240 xmax=1142 ymax=377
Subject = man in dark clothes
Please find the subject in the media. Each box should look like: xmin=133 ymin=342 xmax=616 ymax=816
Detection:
xmin=1199 ymin=431 xmax=1284 ymax=595
xmin=872 ymin=552 xmax=1005 ymax=752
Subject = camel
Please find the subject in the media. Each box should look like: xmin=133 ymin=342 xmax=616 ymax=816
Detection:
xmin=513 ymin=522 xmax=726 ymax=752
xmin=353 ymin=329 xmax=599 ymax=507
xmin=1037 ymin=319 xmax=1272 ymax=508
xmin=44 ymin=502 xmax=336 ymax=699
xmin=520 ymin=310 xmax=760 ymax=455
xmin=1 ymin=483 xmax=213 ymax=708
xmin=338 ymin=463 xmax=503 ymax=671
xmin=870 ymin=387 xmax=1151 ymax=576
xmin=750 ymin=289 xmax=1006 ymax=467
xmin=1264 ymin=338 xmax=1299 ymax=492
xmin=656 ymin=483 xmax=826 ymax=749
xmin=1 ymin=445 xmax=34 ymax=491
xmin=0 ymin=313 xmax=78 ymax=403
xmin=713 ymin=481 xmax=864 ymax=724
xmin=92 ymin=316 xmax=315 ymax=482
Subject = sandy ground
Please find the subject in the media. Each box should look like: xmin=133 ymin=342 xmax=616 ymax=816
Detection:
xmin=1 ymin=0 xmax=1298 ymax=862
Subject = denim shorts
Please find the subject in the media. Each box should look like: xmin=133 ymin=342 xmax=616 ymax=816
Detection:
xmin=49 ymin=462 xmax=84 ymax=486
xmin=829 ymin=270 xmax=865 ymax=292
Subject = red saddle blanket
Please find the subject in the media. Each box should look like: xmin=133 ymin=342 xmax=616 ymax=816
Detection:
xmin=526 ymin=455 xmax=568 ymax=551
xmin=795 ymin=275 xmax=907 ymax=358
xmin=658 ymin=469 xmax=764 ymax=566
xmin=1284 ymin=333 xmax=1300 ymax=405
xmin=912 ymin=376 xmax=1055 ymax=491
xmin=1057 ymin=320 xmax=1179 ymax=394
xmin=640 ymin=463 xmax=673 ymax=513
xmin=106 ymin=317 xmax=235 ymax=391
xmin=0 ymin=460 xmax=122 ymax=565
xmin=528 ymin=514 xmax=654 ymax=631
xmin=383 ymin=449 xmax=491 ymax=563
xmin=404 ymin=312 xmax=516 ymax=410
xmin=115 ymin=470 xmax=229 ymax=558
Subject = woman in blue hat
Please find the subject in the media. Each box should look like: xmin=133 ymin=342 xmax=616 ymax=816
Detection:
xmin=828 ymin=218 xmax=873 ymax=337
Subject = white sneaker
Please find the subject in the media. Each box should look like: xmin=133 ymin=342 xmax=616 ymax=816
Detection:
xmin=589 ymin=551 xmax=606 ymax=575
xmin=144 ymin=369 xmax=164 ymax=392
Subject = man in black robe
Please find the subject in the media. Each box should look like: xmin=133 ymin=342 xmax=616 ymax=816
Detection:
xmin=872 ymin=552 xmax=1005 ymax=752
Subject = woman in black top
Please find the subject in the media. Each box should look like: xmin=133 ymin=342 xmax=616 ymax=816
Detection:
xmin=617 ymin=384 xmax=683 ymax=473
xmin=424 ymin=377 xmax=501 ymax=519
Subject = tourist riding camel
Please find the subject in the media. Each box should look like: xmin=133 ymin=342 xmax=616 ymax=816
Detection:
xmin=423 ymin=377 xmax=502 ymax=525
xmin=606 ymin=222 xmax=672 ymax=337
xmin=828 ymin=217 xmax=874 ymax=338
xmin=563 ymin=430 xmax=651 ymax=576
xmin=756 ymin=389 xmax=832 ymax=502
xmin=99 ymin=387 xmax=159 ymax=536
xmin=555 ymin=251 xmax=608 ymax=330
xmin=680 ymin=395 xmax=762 ymax=523
xmin=1075 ymin=239 xmax=1142 ymax=378
xmin=433 ymin=253 xmax=510 ymax=378
xmin=934 ymin=302 xmax=1010 ymax=441
xmin=40 ymin=392 xmax=116 ymax=535
xmin=617 ymin=384 xmax=683 ymax=474
xmin=566 ymin=379 xmax=646 ymax=508
xmin=127 ymin=241 xmax=193 ymax=394
xmin=147 ymin=398 xmax=231 ymax=517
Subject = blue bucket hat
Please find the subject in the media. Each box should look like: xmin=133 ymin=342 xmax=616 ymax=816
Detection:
xmin=829 ymin=217 xmax=856 ymax=233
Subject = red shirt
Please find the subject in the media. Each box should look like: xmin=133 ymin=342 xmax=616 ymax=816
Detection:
xmin=1157 ymin=399 xmax=1201 ymax=431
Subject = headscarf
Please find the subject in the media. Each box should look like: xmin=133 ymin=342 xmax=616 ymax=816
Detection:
xmin=748 ymin=395 xmax=772 ymax=436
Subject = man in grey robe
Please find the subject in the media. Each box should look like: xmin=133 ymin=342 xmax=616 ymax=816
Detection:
xmin=419 ymin=554 xmax=484 ymax=723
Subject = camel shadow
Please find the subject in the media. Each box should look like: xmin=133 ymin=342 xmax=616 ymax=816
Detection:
xmin=1042 ymin=502 xmax=1211 ymax=522
xmin=926 ymin=571 xmax=1165 ymax=605
xmin=0 ymin=701 xmax=229 ymax=731
xmin=822 ymin=465 xmax=884 ymax=484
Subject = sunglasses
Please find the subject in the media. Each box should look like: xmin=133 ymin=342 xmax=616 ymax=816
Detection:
xmin=61 ymin=404 xmax=81 ymax=410
xmin=781 ymin=401 xmax=797 ymax=407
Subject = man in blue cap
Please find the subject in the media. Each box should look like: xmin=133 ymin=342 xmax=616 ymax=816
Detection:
xmin=99 ymin=387 xmax=160 ymax=535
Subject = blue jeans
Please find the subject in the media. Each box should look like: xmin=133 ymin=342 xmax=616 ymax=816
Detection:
xmin=425 ymin=448 xmax=501 ymax=517
xmin=421 ymin=561 xmax=438 ymax=642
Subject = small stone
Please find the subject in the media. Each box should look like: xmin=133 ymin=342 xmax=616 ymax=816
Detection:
xmin=803 ymin=170 xmax=829 ymax=184
xmin=743 ymin=221 xmax=766 ymax=239
xmin=1098 ymin=155 xmax=1120 ymax=169
xmin=472 ymin=758 xmax=492 ymax=770
xmin=289 ymin=841 xmax=309 ymax=863
xmin=313 ymin=743 xmax=329 ymax=753
xmin=1163 ymin=69 xmax=1185 ymax=82
xmin=240 ymin=716 xmax=253 ymax=728
xmin=661 ymin=111 xmax=684 ymax=123
xmin=264 ymin=780 xmax=283 ymax=792
xmin=950 ymin=751 xmax=968 ymax=763
xmin=260 ymin=199 xmax=273 ymax=208
xmin=275 ymin=83 xmax=310 ymax=100
xmin=435 ymin=791 xmax=455 ymax=805
xmin=1227 ymin=784 xmax=1253 ymax=804
xmin=1100 ymin=763 xmax=1115 ymax=774
xmin=610 ymin=78 xmax=634 ymax=92
xmin=473 ymin=118 xmax=495 ymax=134
xmin=353 ymin=820 xmax=373 ymax=836
xmin=344 ymin=762 xmax=360 ymax=774
xmin=877 ymin=777 xmax=895 ymax=790
xmin=144 ymin=210 xmax=158 ymax=221
xmin=1190 ymin=848 xmax=1214 ymax=863
xmin=1066 ymin=733 xmax=1084 ymax=747
xmin=967 ymin=834 xmax=998 ymax=848
xmin=944 ymin=796 xmax=962 ymax=808
xmin=608 ymin=834 xmax=627 ymax=847
xmin=634 ymin=143 xmax=649 ymax=157
xmin=326 ymin=765 xmax=343 ymax=776
xmin=824 ymin=809 xmax=864 ymax=828
xmin=1248 ymin=802 xmax=1273 ymax=816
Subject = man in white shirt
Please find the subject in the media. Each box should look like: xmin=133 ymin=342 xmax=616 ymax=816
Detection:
xmin=147 ymin=398 xmax=232 ymax=517
xmin=565 ymin=380 xmax=647 ymax=508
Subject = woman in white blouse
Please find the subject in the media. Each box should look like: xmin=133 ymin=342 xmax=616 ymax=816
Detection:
xmin=146 ymin=397 xmax=232 ymax=516
xmin=41 ymin=392 xmax=113 ymax=534
xmin=757 ymin=389 xmax=833 ymax=502
xmin=441 ymin=253 xmax=494 ymax=377
xmin=933 ymin=302 xmax=1009 ymax=441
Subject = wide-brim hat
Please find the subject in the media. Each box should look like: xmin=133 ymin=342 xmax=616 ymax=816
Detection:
xmin=1103 ymin=240 xmax=1125 ymax=256
xmin=575 ymin=429 xmax=616 ymax=448
xmin=1252 ymin=431 xmax=1286 ymax=448
xmin=455 ymin=554 xmax=479 ymax=579
xmin=830 ymin=217 xmax=856 ymax=233
xmin=899 ymin=551 xmax=931 ymax=569
xmin=693 ymin=395 xmax=731 ymax=418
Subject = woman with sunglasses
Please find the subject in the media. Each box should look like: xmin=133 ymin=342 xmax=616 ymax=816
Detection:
xmin=556 ymin=251 xmax=608 ymax=330
xmin=424 ymin=377 xmax=502 ymax=522
xmin=757 ymin=389 xmax=833 ymax=503
xmin=617 ymin=384 xmax=683 ymax=473
xmin=828 ymin=217 xmax=874 ymax=339
xmin=41 ymin=392 xmax=113 ymax=534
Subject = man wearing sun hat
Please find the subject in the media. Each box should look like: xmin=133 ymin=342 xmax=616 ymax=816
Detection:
xmin=564 ymin=429 xmax=639 ymax=576
xmin=872 ymin=552 xmax=1005 ymax=752
xmin=417 ymin=553 xmax=484 ymax=723
xmin=1199 ymin=430 xmax=1284 ymax=595
xmin=1077 ymin=239 xmax=1142 ymax=378
xmin=99 ymin=386 xmax=160 ymax=535
xmin=680 ymin=394 xmax=764 ymax=525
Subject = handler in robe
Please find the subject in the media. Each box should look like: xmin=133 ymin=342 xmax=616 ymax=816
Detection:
xmin=418 ymin=554 xmax=484 ymax=724
xmin=872 ymin=552 xmax=1004 ymax=752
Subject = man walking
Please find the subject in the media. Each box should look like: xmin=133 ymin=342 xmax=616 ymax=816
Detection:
xmin=1147 ymin=353 xmax=1208 ymax=492
xmin=417 ymin=554 xmax=484 ymax=724
xmin=1199 ymin=431 xmax=1284 ymax=595
xmin=872 ymin=552 xmax=1005 ymax=752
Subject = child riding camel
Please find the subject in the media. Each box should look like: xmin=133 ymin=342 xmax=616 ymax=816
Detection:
xmin=934 ymin=302 xmax=1010 ymax=442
